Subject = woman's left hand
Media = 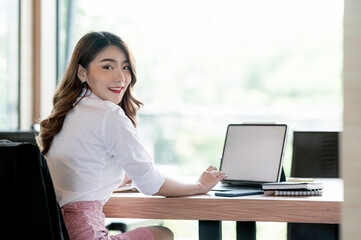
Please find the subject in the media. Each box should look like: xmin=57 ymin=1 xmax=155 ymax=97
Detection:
xmin=197 ymin=166 xmax=227 ymax=193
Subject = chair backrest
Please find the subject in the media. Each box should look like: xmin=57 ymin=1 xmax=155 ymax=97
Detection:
xmin=291 ymin=131 xmax=339 ymax=178
xmin=0 ymin=130 xmax=38 ymax=145
xmin=0 ymin=140 xmax=69 ymax=239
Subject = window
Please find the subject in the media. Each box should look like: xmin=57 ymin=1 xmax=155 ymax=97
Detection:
xmin=0 ymin=0 xmax=19 ymax=130
xmin=57 ymin=0 xmax=343 ymax=177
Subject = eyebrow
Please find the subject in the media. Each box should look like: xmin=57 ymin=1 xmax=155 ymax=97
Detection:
xmin=99 ymin=58 xmax=129 ymax=64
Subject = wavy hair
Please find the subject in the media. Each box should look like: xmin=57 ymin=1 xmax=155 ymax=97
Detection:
xmin=37 ymin=31 xmax=142 ymax=155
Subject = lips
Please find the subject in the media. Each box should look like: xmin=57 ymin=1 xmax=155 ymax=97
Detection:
xmin=108 ymin=87 xmax=123 ymax=94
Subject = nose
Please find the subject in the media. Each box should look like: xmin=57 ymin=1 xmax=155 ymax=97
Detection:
xmin=115 ymin=70 xmax=126 ymax=84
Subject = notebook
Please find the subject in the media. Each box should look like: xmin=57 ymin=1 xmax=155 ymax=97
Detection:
xmin=213 ymin=123 xmax=288 ymax=192
xmin=262 ymin=182 xmax=323 ymax=191
xmin=274 ymin=190 xmax=323 ymax=196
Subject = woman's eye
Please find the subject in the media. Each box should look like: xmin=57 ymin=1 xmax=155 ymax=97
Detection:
xmin=123 ymin=66 xmax=131 ymax=70
xmin=103 ymin=66 xmax=113 ymax=70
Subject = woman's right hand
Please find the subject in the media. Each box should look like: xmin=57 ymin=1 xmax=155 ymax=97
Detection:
xmin=119 ymin=173 xmax=132 ymax=188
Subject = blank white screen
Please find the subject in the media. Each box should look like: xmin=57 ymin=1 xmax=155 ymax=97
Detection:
xmin=220 ymin=125 xmax=286 ymax=182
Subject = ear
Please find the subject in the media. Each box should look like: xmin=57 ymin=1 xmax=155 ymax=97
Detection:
xmin=77 ymin=64 xmax=87 ymax=83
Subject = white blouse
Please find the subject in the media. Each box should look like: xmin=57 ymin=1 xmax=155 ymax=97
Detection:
xmin=47 ymin=89 xmax=165 ymax=207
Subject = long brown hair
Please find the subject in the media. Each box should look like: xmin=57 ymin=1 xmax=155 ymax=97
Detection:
xmin=37 ymin=32 xmax=142 ymax=155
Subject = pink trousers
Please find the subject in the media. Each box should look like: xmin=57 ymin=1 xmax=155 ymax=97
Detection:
xmin=61 ymin=201 xmax=155 ymax=240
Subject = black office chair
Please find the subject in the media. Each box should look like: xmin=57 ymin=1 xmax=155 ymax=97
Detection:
xmin=287 ymin=131 xmax=339 ymax=240
xmin=0 ymin=140 xmax=69 ymax=239
xmin=0 ymin=130 xmax=156 ymax=235
xmin=0 ymin=130 xmax=38 ymax=145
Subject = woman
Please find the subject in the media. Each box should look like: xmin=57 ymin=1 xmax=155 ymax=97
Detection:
xmin=38 ymin=31 xmax=226 ymax=240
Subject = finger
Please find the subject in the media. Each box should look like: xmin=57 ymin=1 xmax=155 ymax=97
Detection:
xmin=212 ymin=172 xmax=223 ymax=177
xmin=206 ymin=166 xmax=212 ymax=171
xmin=215 ymin=172 xmax=227 ymax=178
xmin=211 ymin=171 xmax=226 ymax=176
xmin=206 ymin=166 xmax=218 ymax=172
xmin=215 ymin=171 xmax=226 ymax=176
xmin=215 ymin=174 xmax=227 ymax=180
xmin=218 ymin=178 xmax=225 ymax=183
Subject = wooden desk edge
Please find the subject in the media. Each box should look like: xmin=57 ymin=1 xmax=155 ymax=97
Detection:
xmin=103 ymin=178 xmax=342 ymax=224
xmin=103 ymin=195 xmax=341 ymax=224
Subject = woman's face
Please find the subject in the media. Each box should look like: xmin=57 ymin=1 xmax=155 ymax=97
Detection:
xmin=78 ymin=45 xmax=132 ymax=105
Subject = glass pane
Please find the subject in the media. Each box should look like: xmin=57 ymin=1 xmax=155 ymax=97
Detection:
xmin=57 ymin=0 xmax=343 ymax=176
xmin=57 ymin=0 xmax=74 ymax=84
xmin=0 ymin=0 xmax=19 ymax=130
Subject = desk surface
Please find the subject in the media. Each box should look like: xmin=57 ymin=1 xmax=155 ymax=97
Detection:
xmin=103 ymin=178 xmax=343 ymax=224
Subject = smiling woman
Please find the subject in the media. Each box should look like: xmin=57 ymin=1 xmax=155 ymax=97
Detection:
xmin=38 ymin=31 xmax=142 ymax=155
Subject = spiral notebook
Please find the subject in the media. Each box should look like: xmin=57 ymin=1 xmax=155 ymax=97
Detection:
xmin=274 ymin=189 xmax=323 ymax=196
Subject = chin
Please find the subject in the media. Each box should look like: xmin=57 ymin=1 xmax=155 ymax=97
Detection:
xmin=115 ymin=98 xmax=123 ymax=105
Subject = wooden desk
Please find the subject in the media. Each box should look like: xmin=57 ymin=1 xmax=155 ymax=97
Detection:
xmin=103 ymin=178 xmax=343 ymax=239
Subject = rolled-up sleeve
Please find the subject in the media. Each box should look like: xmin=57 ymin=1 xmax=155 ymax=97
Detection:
xmin=101 ymin=106 xmax=165 ymax=195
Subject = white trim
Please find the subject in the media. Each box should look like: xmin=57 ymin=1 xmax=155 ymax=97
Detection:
xmin=40 ymin=0 xmax=56 ymax=119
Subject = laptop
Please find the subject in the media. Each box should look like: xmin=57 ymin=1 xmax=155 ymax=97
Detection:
xmin=213 ymin=123 xmax=287 ymax=192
